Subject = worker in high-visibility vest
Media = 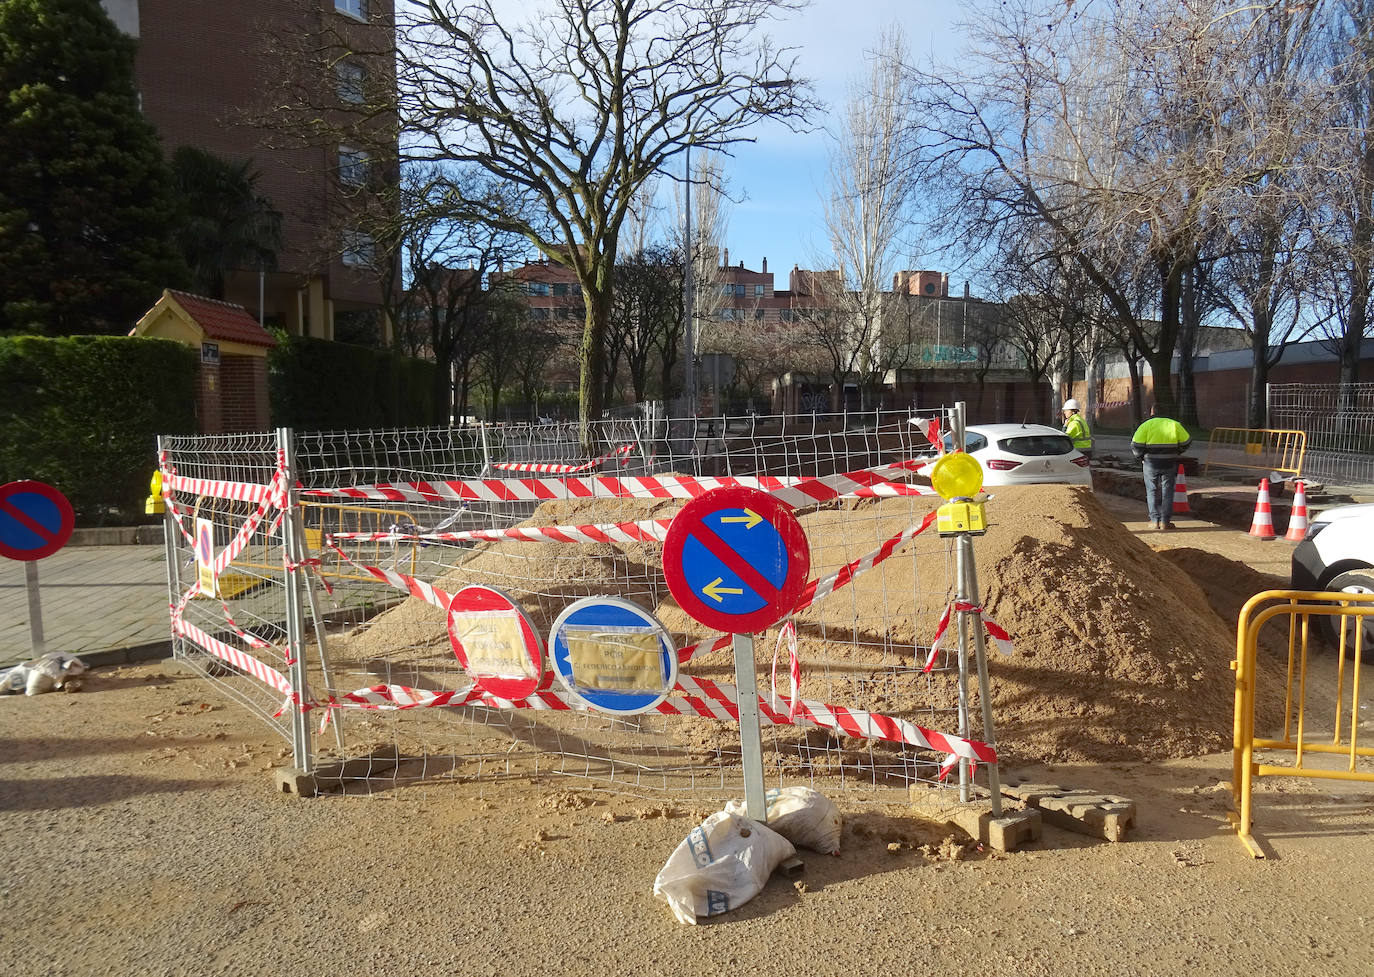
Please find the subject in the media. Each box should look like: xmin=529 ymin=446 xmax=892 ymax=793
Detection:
xmin=1061 ymin=399 xmax=1092 ymax=459
xmin=1131 ymin=402 xmax=1192 ymax=530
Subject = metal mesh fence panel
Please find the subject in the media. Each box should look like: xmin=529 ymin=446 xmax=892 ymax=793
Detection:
xmin=161 ymin=409 xmax=1001 ymax=807
xmin=1268 ymin=382 xmax=1374 ymax=487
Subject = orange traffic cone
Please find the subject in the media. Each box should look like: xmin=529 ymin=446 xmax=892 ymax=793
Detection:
xmin=1284 ymin=479 xmax=1310 ymax=542
xmin=1248 ymin=479 xmax=1276 ymax=539
xmin=1173 ymin=464 xmax=1191 ymax=515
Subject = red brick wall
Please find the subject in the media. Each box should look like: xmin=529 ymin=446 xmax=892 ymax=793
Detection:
xmin=219 ymin=355 xmax=270 ymax=433
xmin=196 ymin=362 xmax=223 ymax=434
xmin=133 ymin=1 xmax=396 ymax=308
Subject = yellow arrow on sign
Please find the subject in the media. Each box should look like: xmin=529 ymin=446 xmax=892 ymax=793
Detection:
xmin=719 ymin=508 xmax=763 ymax=529
xmin=703 ymin=577 xmax=744 ymax=602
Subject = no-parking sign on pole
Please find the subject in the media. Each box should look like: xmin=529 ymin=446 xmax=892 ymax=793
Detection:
xmin=663 ymin=486 xmax=810 ymax=821
xmin=0 ymin=480 xmax=76 ymax=658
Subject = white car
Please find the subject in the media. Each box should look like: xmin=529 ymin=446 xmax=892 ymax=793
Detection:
xmin=1291 ymin=502 xmax=1374 ymax=657
xmin=918 ymin=422 xmax=1093 ymax=487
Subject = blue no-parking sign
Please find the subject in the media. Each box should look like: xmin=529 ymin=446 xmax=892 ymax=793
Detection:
xmin=0 ymin=481 xmax=75 ymax=562
xmin=662 ymin=486 xmax=810 ymax=634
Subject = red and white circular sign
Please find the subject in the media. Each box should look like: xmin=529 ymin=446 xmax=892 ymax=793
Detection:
xmin=446 ymin=585 xmax=547 ymax=700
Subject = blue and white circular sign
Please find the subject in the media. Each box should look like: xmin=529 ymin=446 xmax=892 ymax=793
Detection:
xmin=549 ymin=596 xmax=678 ymax=715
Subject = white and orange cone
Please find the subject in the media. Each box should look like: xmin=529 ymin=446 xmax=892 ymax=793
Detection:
xmin=1284 ymin=479 xmax=1310 ymax=542
xmin=1248 ymin=479 xmax=1276 ymax=539
xmin=1173 ymin=463 xmax=1191 ymax=516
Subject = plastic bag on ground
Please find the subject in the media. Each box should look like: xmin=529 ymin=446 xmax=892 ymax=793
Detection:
xmin=725 ymin=786 xmax=843 ymax=855
xmin=653 ymin=811 xmax=795 ymax=925
xmin=1 ymin=652 xmax=87 ymax=696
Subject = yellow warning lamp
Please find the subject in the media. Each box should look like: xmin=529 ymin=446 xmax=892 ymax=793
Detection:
xmin=931 ymin=452 xmax=988 ymax=537
xmin=145 ymin=469 xmax=166 ymax=515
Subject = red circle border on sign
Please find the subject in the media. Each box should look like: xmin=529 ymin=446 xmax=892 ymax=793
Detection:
xmin=446 ymin=584 xmax=548 ymax=700
xmin=0 ymin=480 xmax=76 ymax=562
xmin=662 ymin=486 xmax=810 ymax=634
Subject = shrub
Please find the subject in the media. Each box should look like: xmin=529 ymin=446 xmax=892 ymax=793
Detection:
xmin=0 ymin=335 xmax=197 ymax=524
xmin=268 ymin=336 xmax=437 ymax=431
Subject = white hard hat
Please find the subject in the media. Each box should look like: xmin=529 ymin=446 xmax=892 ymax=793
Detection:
xmin=1063 ymin=399 xmax=1080 ymax=411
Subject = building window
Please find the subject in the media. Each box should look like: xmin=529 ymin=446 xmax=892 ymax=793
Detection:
xmin=338 ymin=146 xmax=368 ymax=187
xmin=527 ymin=281 xmax=550 ymax=296
xmin=335 ymin=0 xmax=366 ymax=20
xmin=341 ymin=230 xmax=375 ymax=267
xmin=552 ymin=283 xmax=569 ymax=296
xmin=336 ymin=62 xmax=366 ymax=105
xmin=754 ymin=284 xmax=764 ymax=297
xmin=720 ymin=308 xmax=735 ymax=320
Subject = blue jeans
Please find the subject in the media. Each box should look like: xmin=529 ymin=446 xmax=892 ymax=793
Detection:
xmin=1143 ymin=459 xmax=1178 ymax=525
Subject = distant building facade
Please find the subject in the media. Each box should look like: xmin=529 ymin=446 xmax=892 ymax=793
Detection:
xmin=104 ymin=0 xmax=398 ymax=342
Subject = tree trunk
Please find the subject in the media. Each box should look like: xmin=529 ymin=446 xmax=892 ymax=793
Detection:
xmin=1247 ymin=296 xmax=1271 ymax=429
xmin=578 ymin=282 xmax=612 ymax=448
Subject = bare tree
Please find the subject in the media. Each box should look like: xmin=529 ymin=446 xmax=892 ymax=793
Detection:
xmin=818 ymin=27 xmax=916 ymax=409
xmin=904 ymin=0 xmax=1315 ymax=419
xmin=387 ymin=0 xmax=814 ymax=439
xmin=1311 ymin=0 xmax=1374 ymax=389
xmin=610 ymin=245 xmax=684 ymax=402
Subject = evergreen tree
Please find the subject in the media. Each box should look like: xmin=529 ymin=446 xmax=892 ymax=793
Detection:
xmin=171 ymin=146 xmax=281 ymax=301
xmin=0 ymin=0 xmax=187 ymax=335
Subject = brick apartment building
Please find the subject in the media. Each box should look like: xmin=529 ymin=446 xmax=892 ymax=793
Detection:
xmin=101 ymin=0 xmax=397 ymax=342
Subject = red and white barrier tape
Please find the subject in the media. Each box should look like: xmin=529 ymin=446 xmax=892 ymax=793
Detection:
xmin=770 ymin=620 xmax=801 ymax=719
xmin=301 ymin=460 xmax=933 ymax=508
xmin=493 ymin=442 xmax=636 ymax=474
xmin=322 ymin=541 xmax=454 ymax=613
xmin=922 ymin=601 xmax=1014 ymax=672
xmin=173 ymin=618 xmax=295 ymax=698
xmin=327 ymin=676 xmax=996 ymax=763
xmin=328 ymin=516 xmax=674 ymax=547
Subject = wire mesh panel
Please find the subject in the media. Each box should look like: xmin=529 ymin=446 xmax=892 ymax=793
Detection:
xmin=1268 ymin=382 xmax=1374 ymax=487
xmin=161 ymin=410 xmax=1000 ymax=806
xmin=159 ymin=431 xmax=297 ymax=739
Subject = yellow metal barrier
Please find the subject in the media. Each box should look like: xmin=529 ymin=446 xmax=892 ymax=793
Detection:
xmin=213 ymin=499 xmax=420 ymax=585
xmin=1204 ymin=427 xmax=1306 ymax=479
xmin=1231 ymin=589 xmax=1374 ymax=857
xmin=300 ymin=502 xmax=421 ymax=583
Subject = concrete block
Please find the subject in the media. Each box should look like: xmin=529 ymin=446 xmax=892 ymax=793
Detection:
xmin=273 ymin=745 xmax=400 ymax=797
xmin=908 ymin=786 xmax=1042 ymax=853
xmin=1000 ymin=782 xmax=1136 ymax=842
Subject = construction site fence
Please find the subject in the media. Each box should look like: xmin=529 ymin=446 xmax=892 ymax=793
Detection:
xmin=157 ymin=408 xmax=1004 ymax=806
xmin=1267 ymin=382 xmax=1374 ymax=488
xmin=1203 ymin=427 xmax=1306 ymax=480
xmin=1230 ymin=590 xmax=1374 ymax=857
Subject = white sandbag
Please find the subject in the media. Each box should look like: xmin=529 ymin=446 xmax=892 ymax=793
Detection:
xmin=22 ymin=652 xmax=87 ymax=695
xmin=725 ymin=786 xmax=843 ymax=855
xmin=653 ymin=811 xmax=795 ymax=925
xmin=1 ymin=664 xmax=28 ymax=694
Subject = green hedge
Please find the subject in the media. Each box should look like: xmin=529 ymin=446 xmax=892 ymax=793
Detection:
xmin=0 ymin=335 xmax=197 ymax=524
xmin=268 ymin=336 xmax=437 ymax=430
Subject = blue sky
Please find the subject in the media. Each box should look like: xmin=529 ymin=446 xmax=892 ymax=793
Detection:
xmin=706 ymin=0 xmax=962 ymax=283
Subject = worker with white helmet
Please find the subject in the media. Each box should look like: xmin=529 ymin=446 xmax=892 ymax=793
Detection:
xmin=1061 ymin=398 xmax=1092 ymax=459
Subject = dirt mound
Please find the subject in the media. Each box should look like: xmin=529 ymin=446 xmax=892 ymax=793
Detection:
xmin=338 ymin=485 xmax=1273 ymax=765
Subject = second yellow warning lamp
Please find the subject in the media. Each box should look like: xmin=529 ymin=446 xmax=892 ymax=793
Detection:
xmin=930 ymin=452 xmax=988 ymax=537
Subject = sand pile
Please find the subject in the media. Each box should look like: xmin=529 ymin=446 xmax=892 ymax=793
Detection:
xmin=337 ymin=485 xmax=1273 ymax=764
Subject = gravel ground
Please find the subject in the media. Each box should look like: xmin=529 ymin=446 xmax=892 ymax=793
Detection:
xmin=3 ymin=500 xmax=1373 ymax=977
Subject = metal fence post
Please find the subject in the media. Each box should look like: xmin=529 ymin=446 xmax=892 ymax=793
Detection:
xmin=157 ymin=435 xmax=183 ymax=659
xmin=277 ymin=426 xmax=313 ymax=774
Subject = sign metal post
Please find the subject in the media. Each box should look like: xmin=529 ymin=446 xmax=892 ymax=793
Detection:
xmin=0 ymin=480 xmax=76 ymax=659
xmin=663 ymin=486 xmax=810 ymax=822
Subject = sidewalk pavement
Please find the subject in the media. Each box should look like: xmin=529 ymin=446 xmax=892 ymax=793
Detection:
xmin=1 ymin=544 xmax=170 ymax=669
